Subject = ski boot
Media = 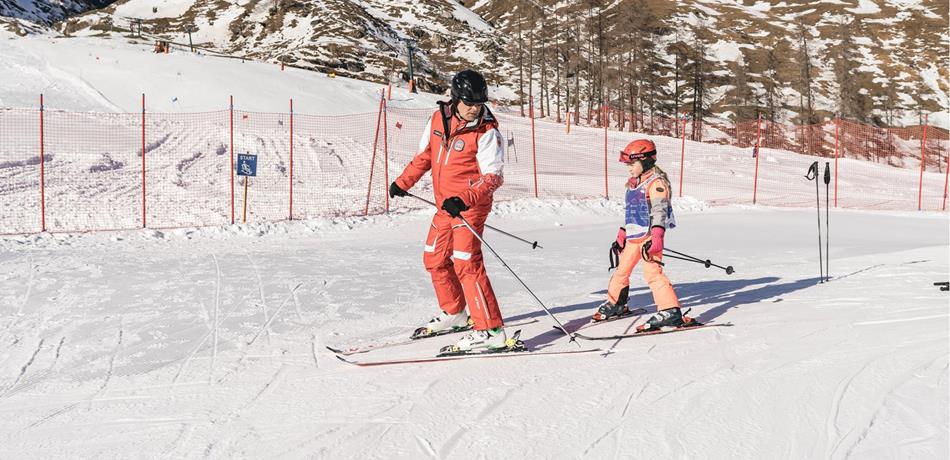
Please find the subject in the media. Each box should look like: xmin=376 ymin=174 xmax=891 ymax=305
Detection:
xmin=636 ymin=307 xmax=695 ymax=332
xmin=439 ymin=327 xmax=523 ymax=356
xmin=591 ymin=300 xmax=630 ymax=322
xmin=411 ymin=310 xmax=472 ymax=339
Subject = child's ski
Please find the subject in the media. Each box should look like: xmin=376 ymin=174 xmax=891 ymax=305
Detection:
xmin=566 ymin=307 xmax=648 ymax=334
xmin=575 ymin=322 xmax=734 ymax=340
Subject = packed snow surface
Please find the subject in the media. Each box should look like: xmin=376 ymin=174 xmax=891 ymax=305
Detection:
xmin=0 ymin=198 xmax=946 ymax=458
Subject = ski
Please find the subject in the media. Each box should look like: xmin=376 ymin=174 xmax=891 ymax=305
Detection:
xmin=575 ymin=322 xmax=734 ymax=340
xmin=437 ymin=328 xmax=527 ymax=356
xmin=335 ymin=347 xmax=602 ymax=367
xmin=326 ymin=317 xmax=540 ymax=356
xmin=555 ymin=307 xmax=648 ymax=334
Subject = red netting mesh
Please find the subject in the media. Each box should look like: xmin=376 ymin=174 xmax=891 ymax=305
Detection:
xmin=0 ymin=100 xmax=946 ymax=235
xmin=0 ymin=109 xmax=42 ymax=235
xmin=146 ymin=111 xmax=231 ymax=229
xmin=292 ymin=109 xmax=387 ymax=218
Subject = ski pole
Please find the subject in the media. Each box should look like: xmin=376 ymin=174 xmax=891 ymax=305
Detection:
xmin=407 ymin=192 xmax=543 ymax=249
xmin=662 ymin=248 xmax=735 ymax=274
xmin=456 ymin=214 xmax=576 ymax=342
xmin=805 ymin=161 xmax=824 ymax=283
xmin=823 ymin=162 xmax=831 ymax=282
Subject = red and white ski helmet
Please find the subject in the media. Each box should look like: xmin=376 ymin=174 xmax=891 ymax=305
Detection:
xmin=619 ymin=139 xmax=657 ymax=164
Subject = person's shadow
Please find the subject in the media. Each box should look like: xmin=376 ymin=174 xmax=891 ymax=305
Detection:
xmin=514 ymin=276 xmax=820 ymax=350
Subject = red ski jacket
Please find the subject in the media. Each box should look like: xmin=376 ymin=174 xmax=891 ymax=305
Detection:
xmin=395 ymin=102 xmax=505 ymax=212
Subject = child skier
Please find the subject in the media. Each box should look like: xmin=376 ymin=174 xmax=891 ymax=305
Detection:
xmin=594 ymin=139 xmax=691 ymax=331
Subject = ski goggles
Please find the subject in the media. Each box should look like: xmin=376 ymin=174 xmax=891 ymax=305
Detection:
xmin=618 ymin=150 xmax=656 ymax=164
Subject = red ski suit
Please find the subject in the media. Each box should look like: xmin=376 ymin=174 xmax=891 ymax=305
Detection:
xmin=395 ymin=103 xmax=505 ymax=330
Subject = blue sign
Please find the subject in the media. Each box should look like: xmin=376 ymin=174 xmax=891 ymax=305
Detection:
xmin=237 ymin=154 xmax=257 ymax=177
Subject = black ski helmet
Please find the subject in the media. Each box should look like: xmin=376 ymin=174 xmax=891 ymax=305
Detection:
xmin=451 ymin=70 xmax=489 ymax=104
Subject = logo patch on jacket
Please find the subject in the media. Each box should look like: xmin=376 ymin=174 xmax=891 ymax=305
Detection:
xmin=453 ymin=139 xmax=465 ymax=151
xmin=433 ymin=130 xmax=443 ymax=137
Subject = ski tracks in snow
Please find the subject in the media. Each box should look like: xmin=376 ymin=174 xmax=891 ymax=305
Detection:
xmin=243 ymin=249 xmax=272 ymax=342
xmin=210 ymin=254 xmax=221 ymax=383
xmin=438 ymin=384 xmax=521 ymax=458
xmin=15 ymin=254 xmax=33 ymax=317
xmin=26 ymin=324 xmax=123 ymax=429
xmin=0 ymin=337 xmax=44 ymax=399
xmin=1 ymin=254 xmax=35 ymax=341
xmin=201 ymin=365 xmax=289 ymax=457
xmin=825 ymin=339 xmax=947 ymax=459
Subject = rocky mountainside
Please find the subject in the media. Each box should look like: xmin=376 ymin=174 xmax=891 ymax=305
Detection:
xmin=0 ymin=0 xmax=112 ymax=33
xmin=55 ymin=0 xmax=505 ymax=96
xmin=5 ymin=0 xmax=949 ymax=128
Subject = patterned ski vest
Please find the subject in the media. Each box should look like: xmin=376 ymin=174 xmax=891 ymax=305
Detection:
xmin=624 ymin=171 xmax=676 ymax=239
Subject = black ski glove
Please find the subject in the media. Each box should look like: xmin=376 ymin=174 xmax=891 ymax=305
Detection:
xmin=441 ymin=196 xmax=468 ymax=217
xmin=389 ymin=182 xmax=408 ymax=198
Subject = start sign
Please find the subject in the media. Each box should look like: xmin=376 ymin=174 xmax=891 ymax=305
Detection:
xmin=237 ymin=154 xmax=257 ymax=177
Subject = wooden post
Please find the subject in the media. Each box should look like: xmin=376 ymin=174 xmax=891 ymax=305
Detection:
xmin=942 ymin=149 xmax=949 ymax=212
xmin=679 ymin=114 xmax=687 ymax=197
xmin=918 ymin=114 xmax=929 ymax=211
xmin=289 ymin=98 xmax=294 ymax=220
xmin=39 ymin=94 xmax=45 ymax=232
xmin=141 ymin=93 xmax=146 ymax=228
xmin=383 ymin=98 xmax=390 ymax=213
xmin=833 ymin=115 xmax=840 ymax=207
xmin=753 ymin=114 xmax=762 ymax=204
xmin=603 ymin=103 xmax=608 ymax=199
xmin=530 ymin=102 xmax=538 ymax=198
xmin=243 ymin=178 xmax=249 ymax=223
xmin=230 ymin=95 xmax=235 ymax=224
xmin=364 ymin=90 xmax=385 ymax=215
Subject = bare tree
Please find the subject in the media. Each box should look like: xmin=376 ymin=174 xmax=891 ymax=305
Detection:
xmin=797 ymin=22 xmax=817 ymax=125
xmin=833 ymin=19 xmax=871 ymax=124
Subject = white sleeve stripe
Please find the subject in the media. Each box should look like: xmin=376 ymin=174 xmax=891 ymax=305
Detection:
xmin=476 ymin=129 xmax=504 ymax=176
xmin=418 ymin=115 xmax=433 ymax=153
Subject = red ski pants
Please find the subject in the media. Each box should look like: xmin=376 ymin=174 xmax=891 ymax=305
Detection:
xmin=423 ymin=210 xmax=503 ymax=330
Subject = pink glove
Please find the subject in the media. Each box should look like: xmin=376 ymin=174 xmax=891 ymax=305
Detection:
xmin=647 ymin=227 xmax=665 ymax=256
xmin=615 ymin=227 xmax=626 ymax=249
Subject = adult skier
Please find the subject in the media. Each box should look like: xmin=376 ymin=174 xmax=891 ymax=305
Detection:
xmin=594 ymin=139 xmax=692 ymax=331
xmin=388 ymin=70 xmax=508 ymax=352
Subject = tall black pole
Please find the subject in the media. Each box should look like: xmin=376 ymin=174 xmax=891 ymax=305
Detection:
xmin=456 ymin=215 xmax=575 ymax=342
xmin=823 ymin=162 xmax=831 ymax=282
xmin=806 ymin=161 xmax=823 ymax=283
xmin=407 ymin=193 xmax=542 ymax=248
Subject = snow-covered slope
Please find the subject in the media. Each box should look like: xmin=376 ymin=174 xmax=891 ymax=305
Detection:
xmin=0 ymin=15 xmax=946 ymax=458
xmin=1 ymin=31 xmax=947 ymax=237
xmin=0 ymin=32 xmax=442 ymax=113
xmin=0 ymin=201 xmax=946 ymax=457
